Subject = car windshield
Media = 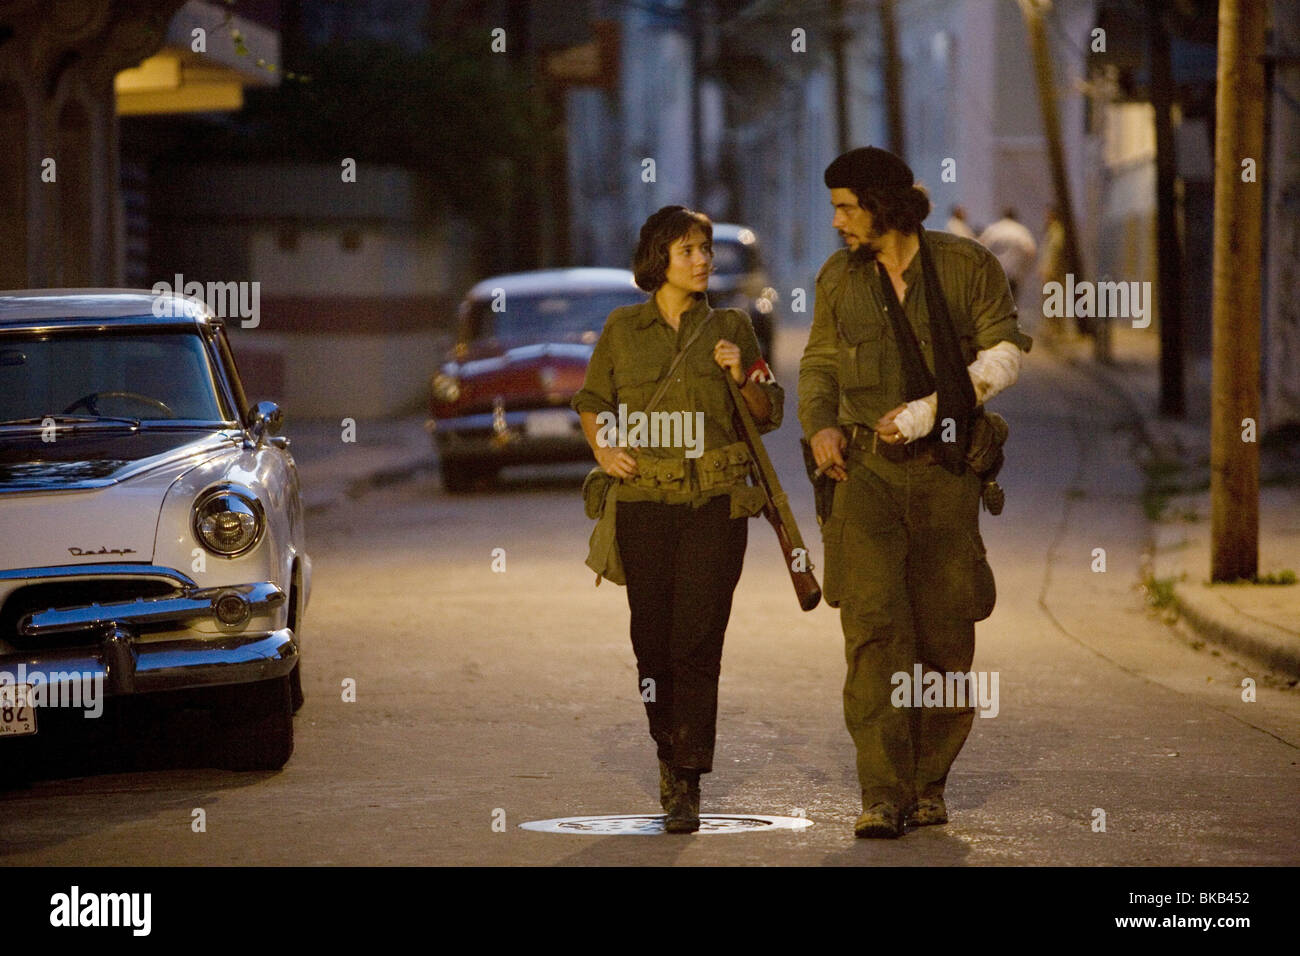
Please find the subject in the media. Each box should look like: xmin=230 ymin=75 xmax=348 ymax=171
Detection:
xmin=0 ymin=326 xmax=230 ymax=423
xmin=465 ymin=290 xmax=646 ymax=342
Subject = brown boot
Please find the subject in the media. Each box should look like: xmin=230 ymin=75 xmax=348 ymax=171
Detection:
xmin=906 ymin=795 xmax=949 ymax=827
xmin=658 ymin=760 xmax=674 ymax=813
xmin=664 ymin=769 xmax=701 ymax=833
xmin=854 ymin=801 xmax=904 ymax=839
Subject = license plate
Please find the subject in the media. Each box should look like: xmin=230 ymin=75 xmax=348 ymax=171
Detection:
xmin=525 ymin=410 xmax=574 ymax=438
xmin=0 ymin=684 xmax=36 ymax=737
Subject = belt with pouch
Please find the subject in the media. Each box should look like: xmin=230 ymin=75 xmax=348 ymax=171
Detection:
xmin=625 ymin=439 xmax=752 ymax=492
xmin=844 ymin=423 xmax=939 ymax=463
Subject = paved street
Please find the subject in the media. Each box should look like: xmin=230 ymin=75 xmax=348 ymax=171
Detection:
xmin=1 ymin=334 xmax=1296 ymax=866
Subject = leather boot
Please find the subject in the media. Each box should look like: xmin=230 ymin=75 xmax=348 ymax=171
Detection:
xmin=658 ymin=760 xmax=674 ymax=813
xmin=664 ymin=769 xmax=701 ymax=833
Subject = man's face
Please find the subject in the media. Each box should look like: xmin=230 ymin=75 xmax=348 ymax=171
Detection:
xmin=662 ymin=226 xmax=712 ymax=295
xmin=830 ymin=188 xmax=879 ymax=254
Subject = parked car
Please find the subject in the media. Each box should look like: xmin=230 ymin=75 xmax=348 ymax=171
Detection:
xmin=702 ymin=223 xmax=781 ymax=359
xmin=428 ymin=268 xmax=646 ymax=491
xmin=0 ymin=289 xmax=310 ymax=772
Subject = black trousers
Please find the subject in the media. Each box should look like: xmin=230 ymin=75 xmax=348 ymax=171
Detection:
xmin=615 ymin=495 xmax=748 ymax=773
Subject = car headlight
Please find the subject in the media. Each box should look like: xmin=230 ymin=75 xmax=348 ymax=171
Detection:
xmin=433 ymin=373 xmax=461 ymax=403
xmin=192 ymin=485 xmax=265 ymax=557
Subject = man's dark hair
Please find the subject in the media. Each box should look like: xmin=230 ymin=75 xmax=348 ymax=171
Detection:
xmin=632 ymin=205 xmax=713 ymax=292
xmin=845 ymin=183 xmax=933 ymax=236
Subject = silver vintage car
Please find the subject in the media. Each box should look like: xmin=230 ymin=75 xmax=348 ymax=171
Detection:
xmin=0 ymin=290 xmax=310 ymax=773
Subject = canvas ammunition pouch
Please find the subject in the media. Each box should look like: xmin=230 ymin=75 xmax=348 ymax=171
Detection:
xmin=619 ymin=441 xmax=752 ymax=494
xmin=696 ymin=441 xmax=753 ymax=491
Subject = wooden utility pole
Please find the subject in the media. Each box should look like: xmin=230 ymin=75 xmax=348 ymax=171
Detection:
xmin=1017 ymin=0 xmax=1092 ymax=354
xmin=1148 ymin=0 xmax=1186 ymax=418
xmin=830 ymin=0 xmax=850 ymax=154
xmin=879 ymin=0 xmax=904 ymax=157
xmin=1209 ymin=0 xmax=1266 ymax=582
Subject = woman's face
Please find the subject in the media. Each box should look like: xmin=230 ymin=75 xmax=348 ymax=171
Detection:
xmin=660 ymin=227 xmax=712 ymax=295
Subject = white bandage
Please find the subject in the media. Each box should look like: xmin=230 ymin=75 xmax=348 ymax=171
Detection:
xmin=892 ymin=341 xmax=1024 ymax=443
xmin=892 ymin=394 xmax=937 ymax=442
xmin=967 ymin=340 xmax=1023 ymax=405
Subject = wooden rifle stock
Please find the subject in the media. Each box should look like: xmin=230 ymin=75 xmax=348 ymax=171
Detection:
xmin=725 ymin=374 xmax=821 ymax=611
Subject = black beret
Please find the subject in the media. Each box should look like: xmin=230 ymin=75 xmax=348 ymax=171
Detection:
xmin=824 ymin=146 xmax=914 ymax=190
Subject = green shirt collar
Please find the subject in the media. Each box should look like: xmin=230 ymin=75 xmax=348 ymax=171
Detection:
xmin=634 ymin=292 xmax=712 ymax=329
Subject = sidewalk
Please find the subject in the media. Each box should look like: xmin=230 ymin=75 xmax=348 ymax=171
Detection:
xmin=282 ymin=415 xmax=435 ymax=513
xmin=1045 ymin=323 xmax=1300 ymax=679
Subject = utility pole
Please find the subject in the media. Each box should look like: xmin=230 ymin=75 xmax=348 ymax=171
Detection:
xmin=1017 ymin=0 xmax=1093 ymax=356
xmin=879 ymin=0 xmax=904 ymax=157
xmin=1148 ymin=0 xmax=1186 ymax=418
xmin=830 ymin=0 xmax=849 ymax=154
xmin=1209 ymin=0 xmax=1266 ymax=582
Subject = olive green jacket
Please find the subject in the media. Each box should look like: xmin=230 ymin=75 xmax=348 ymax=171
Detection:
xmin=573 ymin=294 xmax=784 ymax=584
xmin=797 ymin=231 xmax=1032 ymax=442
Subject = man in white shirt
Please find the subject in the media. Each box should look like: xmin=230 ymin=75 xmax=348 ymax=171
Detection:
xmin=978 ymin=208 xmax=1038 ymax=299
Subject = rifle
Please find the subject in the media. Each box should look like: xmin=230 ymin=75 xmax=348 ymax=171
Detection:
xmin=725 ymin=374 xmax=822 ymax=611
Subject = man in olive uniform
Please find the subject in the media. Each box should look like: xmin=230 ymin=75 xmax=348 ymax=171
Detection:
xmin=798 ymin=147 xmax=1031 ymax=838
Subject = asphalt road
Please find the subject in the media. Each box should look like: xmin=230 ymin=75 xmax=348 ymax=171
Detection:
xmin=2 ymin=334 xmax=1297 ymax=866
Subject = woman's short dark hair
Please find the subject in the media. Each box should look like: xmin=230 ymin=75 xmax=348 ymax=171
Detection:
xmin=846 ymin=183 xmax=932 ymax=236
xmin=633 ymin=205 xmax=713 ymax=292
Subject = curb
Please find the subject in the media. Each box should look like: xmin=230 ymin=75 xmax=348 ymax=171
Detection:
xmin=1170 ymin=583 xmax=1300 ymax=679
xmin=1045 ymin=336 xmax=1300 ymax=678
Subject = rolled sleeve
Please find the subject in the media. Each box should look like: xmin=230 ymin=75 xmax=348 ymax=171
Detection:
xmin=570 ymin=319 xmax=618 ymax=415
xmin=970 ymin=247 xmax=1033 ymax=353
xmin=797 ymin=265 xmax=842 ymax=441
xmin=730 ymin=309 xmax=784 ymax=434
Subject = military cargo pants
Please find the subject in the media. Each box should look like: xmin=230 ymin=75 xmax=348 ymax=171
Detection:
xmin=821 ymin=446 xmax=996 ymax=809
xmin=615 ymin=495 xmax=748 ymax=773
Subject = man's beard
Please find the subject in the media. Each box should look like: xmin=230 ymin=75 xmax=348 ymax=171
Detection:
xmin=847 ymin=236 xmax=882 ymax=266
xmin=844 ymin=227 xmax=884 ymax=264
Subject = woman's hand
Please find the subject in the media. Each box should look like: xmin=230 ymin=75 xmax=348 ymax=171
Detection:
xmin=713 ymin=339 xmax=745 ymax=384
xmin=595 ymin=444 xmax=638 ymax=479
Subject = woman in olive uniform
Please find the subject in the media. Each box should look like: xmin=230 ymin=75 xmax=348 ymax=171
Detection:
xmin=572 ymin=206 xmax=784 ymax=833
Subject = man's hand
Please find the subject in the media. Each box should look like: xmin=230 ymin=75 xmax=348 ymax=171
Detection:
xmin=713 ymin=339 xmax=745 ymax=384
xmin=875 ymin=404 xmax=908 ymax=444
xmin=594 ymin=445 xmax=638 ymax=479
xmin=811 ymin=427 xmax=848 ymax=481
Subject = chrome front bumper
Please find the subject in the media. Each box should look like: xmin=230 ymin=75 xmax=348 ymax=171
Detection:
xmin=0 ymin=627 xmax=298 ymax=696
xmin=0 ymin=566 xmax=297 ymax=696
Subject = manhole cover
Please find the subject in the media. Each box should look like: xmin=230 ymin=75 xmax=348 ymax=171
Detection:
xmin=518 ymin=814 xmax=814 ymax=835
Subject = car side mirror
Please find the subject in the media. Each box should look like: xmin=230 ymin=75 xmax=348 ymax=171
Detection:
xmin=244 ymin=401 xmax=284 ymax=449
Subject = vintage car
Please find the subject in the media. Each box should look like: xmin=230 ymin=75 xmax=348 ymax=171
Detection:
xmin=707 ymin=223 xmax=781 ymax=360
xmin=428 ymin=268 xmax=647 ymax=491
xmin=0 ymin=289 xmax=310 ymax=773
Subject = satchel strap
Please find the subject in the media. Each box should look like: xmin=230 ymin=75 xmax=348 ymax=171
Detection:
xmin=644 ymin=308 xmax=715 ymax=414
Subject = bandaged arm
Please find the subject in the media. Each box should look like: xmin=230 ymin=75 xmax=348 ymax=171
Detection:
xmin=892 ymin=340 xmax=1024 ymax=441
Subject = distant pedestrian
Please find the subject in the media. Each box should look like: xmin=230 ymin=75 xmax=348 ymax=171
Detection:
xmin=945 ymin=205 xmax=976 ymax=240
xmin=979 ymin=208 xmax=1037 ymax=300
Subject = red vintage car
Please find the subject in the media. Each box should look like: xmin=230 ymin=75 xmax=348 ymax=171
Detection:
xmin=428 ymin=269 xmax=645 ymax=491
